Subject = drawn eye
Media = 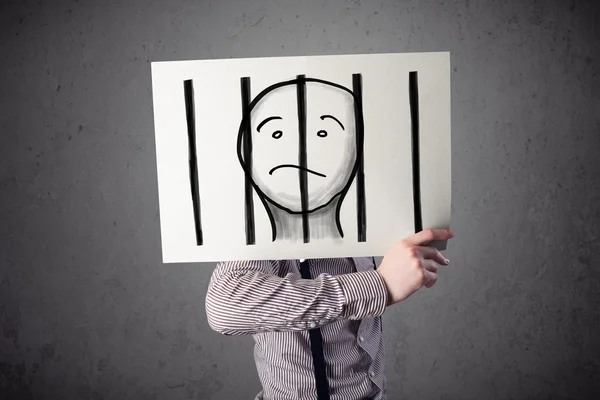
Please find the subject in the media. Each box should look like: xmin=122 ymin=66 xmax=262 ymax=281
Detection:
xmin=272 ymin=130 xmax=283 ymax=139
xmin=317 ymin=130 xmax=328 ymax=138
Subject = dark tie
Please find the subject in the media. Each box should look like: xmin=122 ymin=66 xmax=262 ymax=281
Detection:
xmin=299 ymin=260 xmax=330 ymax=400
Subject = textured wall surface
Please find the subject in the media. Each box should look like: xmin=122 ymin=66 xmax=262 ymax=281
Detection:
xmin=1 ymin=0 xmax=599 ymax=399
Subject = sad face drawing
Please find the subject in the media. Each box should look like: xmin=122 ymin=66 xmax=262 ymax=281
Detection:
xmin=237 ymin=74 xmax=366 ymax=244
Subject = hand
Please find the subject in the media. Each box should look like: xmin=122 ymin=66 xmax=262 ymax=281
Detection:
xmin=376 ymin=229 xmax=454 ymax=306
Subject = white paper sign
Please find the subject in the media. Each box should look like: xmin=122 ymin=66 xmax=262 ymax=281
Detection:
xmin=151 ymin=52 xmax=451 ymax=263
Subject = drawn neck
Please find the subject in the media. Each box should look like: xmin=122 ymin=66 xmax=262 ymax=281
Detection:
xmin=267 ymin=198 xmax=342 ymax=242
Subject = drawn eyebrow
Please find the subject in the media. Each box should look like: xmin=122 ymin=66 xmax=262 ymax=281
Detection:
xmin=320 ymin=115 xmax=345 ymax=130
xmin=257 ymin=116 xmax=282 ymax=132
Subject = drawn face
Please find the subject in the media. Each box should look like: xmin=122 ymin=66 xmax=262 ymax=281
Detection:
xmin=249 ymin=81 xmax=357 ymax=213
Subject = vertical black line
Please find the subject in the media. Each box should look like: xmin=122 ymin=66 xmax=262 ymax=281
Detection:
xmin=297 ymin=74 xmax=310 ymax=243
xmin=183 ymin=80 xmax=203 ymax=246
xmin=409 ymin=71 xmax=423 ymax=233
xmin=241 ymin=77 xmax=256 ymax=245
xmin=352 ymin=74 xmax=367 ymax=242
xmin=299 ymin=260 xmax=330 ymax=400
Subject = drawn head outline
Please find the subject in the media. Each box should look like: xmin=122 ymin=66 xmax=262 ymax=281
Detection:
xmin=237 ymin=75 xmax=365 ymax=241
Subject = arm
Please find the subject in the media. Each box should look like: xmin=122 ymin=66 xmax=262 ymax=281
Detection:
xmin=205 ymin=260 xmax=388 ymax=335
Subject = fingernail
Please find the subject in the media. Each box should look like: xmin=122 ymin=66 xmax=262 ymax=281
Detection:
xmin=445 ymin=258 xmax=450 ymax=265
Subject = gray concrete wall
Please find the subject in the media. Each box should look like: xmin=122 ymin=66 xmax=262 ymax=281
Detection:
xmin=1 ymin=0 xmax=599 ymax=399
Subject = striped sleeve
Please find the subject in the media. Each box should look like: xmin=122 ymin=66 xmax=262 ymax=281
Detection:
xmin=205 ymin=260 xmax=387 ymax=336
xmin=336 ymin=270 xmax=388 ymax=320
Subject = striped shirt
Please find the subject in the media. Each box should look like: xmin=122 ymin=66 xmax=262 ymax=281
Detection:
xmin=205 ymin=257 xmax=389 ymax=400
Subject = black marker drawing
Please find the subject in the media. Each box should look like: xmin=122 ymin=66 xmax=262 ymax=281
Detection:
xmin=183 ymin=79 xmax=203 ymax=246
xmin=236 ymin=74 xmax=366 ymax=244
xmin=154 ymin=53 xmax=452 ymax=262
xmin=409 ymin=71 xmax=423 ymax=233
xmin=297 ymin=75 xmax=310 ymax=243
xmin=182 ymin=70 xmax=422 ymax=247
xmin=240 ymin=77 xmax=256 ymax=245
xmin=353 ymin=74 xmax=366 ymax=242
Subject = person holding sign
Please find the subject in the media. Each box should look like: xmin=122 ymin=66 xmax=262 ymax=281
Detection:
xmin=206 ymin=228 xmax=454 ymax=400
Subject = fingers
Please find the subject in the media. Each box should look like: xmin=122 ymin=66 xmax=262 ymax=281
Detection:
xmin=422 ymin=268 xmax=438 ymax=288
xmin=403 ymin=229 xmax=454 ymax=247
xmin=422 ymin=260 xmax=439 ymax=288
xmin=421 ymin=259 xmax=439 ymax=274
xmin=415 ymin=246 xmax=448 ymax=266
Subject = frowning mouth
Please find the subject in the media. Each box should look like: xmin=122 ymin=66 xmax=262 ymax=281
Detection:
xmin=268 ymin=164 xmax=327 ymax=178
